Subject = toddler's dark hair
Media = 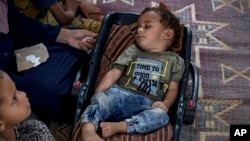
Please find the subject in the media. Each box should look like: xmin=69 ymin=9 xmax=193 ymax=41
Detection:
xmin=141 ymin=7 xmax=181 ymax=52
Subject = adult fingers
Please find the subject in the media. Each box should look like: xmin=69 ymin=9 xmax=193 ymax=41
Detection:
xmin=82 ymin=30 xmax=98 ymax=38
xmin=80 ymin=39 xmax=95 ymax=52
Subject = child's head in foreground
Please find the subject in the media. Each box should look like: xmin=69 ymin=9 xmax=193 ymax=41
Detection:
xmin=0 ymin=70 xmax=31 ymax=131
xmin=136 ymin=7 xmax=181 ymax=52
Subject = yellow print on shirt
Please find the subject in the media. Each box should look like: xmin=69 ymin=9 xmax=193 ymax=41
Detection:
xmin=125 ymin=58 xmax=169 ymax=96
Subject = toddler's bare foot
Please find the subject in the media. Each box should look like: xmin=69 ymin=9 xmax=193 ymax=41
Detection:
xmin=100 ymin=122 xmax=127 ymax=138
xmin=81 ymin=123 xmax=104 ymax=141
xmin=79 ymin=0 xmax=104 ymax=21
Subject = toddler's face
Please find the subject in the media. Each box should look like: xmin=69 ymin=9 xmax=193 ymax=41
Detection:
xmin=136 ymin=11 xmax=168 ymax=52
xmin=0 ymin=71 xmax=31 ymax=127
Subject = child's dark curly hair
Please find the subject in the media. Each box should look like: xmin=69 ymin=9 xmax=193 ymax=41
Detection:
xmin=141 ymin=7 xmax=181 ymax=52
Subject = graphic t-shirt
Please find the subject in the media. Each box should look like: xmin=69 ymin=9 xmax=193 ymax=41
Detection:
xmin=111 ymin=44 xmax=185 ymax=101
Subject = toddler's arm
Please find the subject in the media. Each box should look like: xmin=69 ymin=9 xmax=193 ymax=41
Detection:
xmin=163 ymin=81 xmax=179 ymax=110
xmin=95 ymin=68 xmax=122 ymax=93
xmin=152 ymin=81 xmax=179 ymax=112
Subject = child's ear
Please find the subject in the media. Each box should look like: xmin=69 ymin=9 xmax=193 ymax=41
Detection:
xmin=0 ymin=121 xmax=6 ymax=132
xmin=163 ymin=29 xmax=174 ymax=40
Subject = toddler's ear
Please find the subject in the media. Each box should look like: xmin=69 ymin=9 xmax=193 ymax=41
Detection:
xmin=163 ymin=29 xmax=174 ymax=40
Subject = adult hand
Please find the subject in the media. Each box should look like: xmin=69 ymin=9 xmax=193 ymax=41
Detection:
xmin=152 ymin=101 xmax=169 ymax=112
xmin=56 ymin=28 xmax=98 ymax=51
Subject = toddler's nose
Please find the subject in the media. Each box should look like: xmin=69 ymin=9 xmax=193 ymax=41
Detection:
xmin=137 ymin=27 xmax=143 ymax=33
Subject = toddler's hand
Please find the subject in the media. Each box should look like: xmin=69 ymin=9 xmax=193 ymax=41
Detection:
xmin=152 ymin=101 xmax=169 ymax=112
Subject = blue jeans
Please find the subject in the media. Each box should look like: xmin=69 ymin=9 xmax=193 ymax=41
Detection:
xmin=81 ymin=84 xmax=169 ymax=134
